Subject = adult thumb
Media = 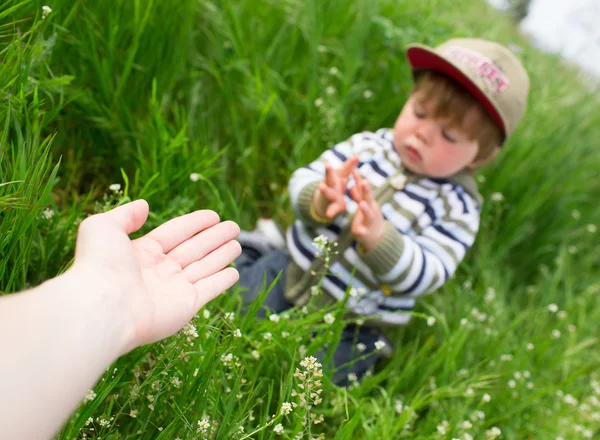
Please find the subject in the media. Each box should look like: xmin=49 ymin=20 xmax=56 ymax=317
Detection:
xmin=102 ymin=199 xmax=150 ymax=234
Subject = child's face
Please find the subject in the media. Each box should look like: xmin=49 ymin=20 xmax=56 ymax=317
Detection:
xmin=393 ymin=92 xmax=480 ymax=178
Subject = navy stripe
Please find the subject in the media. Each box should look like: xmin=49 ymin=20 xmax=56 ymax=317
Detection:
xmin=291 ymin=226 xmax=316 ymax=262
xmin=378 ymin=302 xmax=414 ymax=312
xmin=369 ymin=160 xmax=390 ymax=178
xmin=325 ymin=273 xmax=347 ymax=292
xmin=453 ymin=185 xmax=469 ymax=213
xmin=331 ymin=148 xmax=348 ymax=163
xmin=327 ymin=223 xmax=342 ymax=235
xmin=404 ymin=189 xmax=469 ymax=249
xmin=433 ymin=224 xmax=468 ymax=249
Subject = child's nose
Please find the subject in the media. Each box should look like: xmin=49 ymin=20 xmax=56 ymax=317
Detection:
xmin=416 ymin=121 xmax=435 ymax=146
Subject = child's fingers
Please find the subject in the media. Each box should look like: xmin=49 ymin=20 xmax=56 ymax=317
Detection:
xmin=319 ymin=183 xmax=342 ymax=202
xmin=362 ymin=180 xmax=375 ymax=205
xmin=325 ymin=163 xmax=335 ymax=188
xmin=340 ymin=155 xmax=359 ymax=177
xmin=351 ymin=170 xmax=363 ymax=199
xmin=326 ymin=200 xmax=344 ymax=218
xmin=360 ymin=201 xmax=374 ymax=224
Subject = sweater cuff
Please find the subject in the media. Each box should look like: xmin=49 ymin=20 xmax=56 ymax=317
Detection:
xmin=360 ymin=221 xmax=405 ymax=276
xmin=296 ymin=181 xmax=331 ymax=226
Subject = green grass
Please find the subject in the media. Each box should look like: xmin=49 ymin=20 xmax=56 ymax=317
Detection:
xmin=1 ymin=0 xmax=599 ymax=438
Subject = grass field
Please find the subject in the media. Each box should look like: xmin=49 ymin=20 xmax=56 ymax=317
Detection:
xmin=1 ymin=0 xmax=599 ymax=438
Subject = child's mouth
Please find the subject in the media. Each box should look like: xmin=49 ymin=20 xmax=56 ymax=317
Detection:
xmin=405 ymin=146 xmax=422 ymax=162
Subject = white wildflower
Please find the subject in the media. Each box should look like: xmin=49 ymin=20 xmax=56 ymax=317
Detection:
xmin=329 ymin=66 xmax=339 ymax=75
xmin=318 ymin=45 xmax=327 ymax=53
xmin=313 ymin=234 xmax=328 ymax=251
xmin=197 ymin=418 xmax=210 ymax=434
xmin=324 ymin=313 xmax=335 ymax=324
xmin=551 ymin=329 xmax=561 ymax=339
xmin=233 ymin=329 xmax=242 ymax=338
xmin=42 ymin=208 xmax=54 ymax=220
xmin=526 ymin=343 xmax=534 ymax=351
xmin=356 ymin=342 xmax=367 ymax=353
xmin=83 ymin=390 xmax=96 ymax=403
xmin=326 ymin=86 xmax=336 ymax=95
xmin=273 ymin=423 xmax=284 ymax=434
xmin=394 ymin=399 xmax=403 ymax=414
xmin=548 ymin=303 xmax=558 ymax=313
xmin=281 ymin=331 xmax=289 ymax=338
xmin=461 ymin=420 xmax=473 ymax=429
xmin=109 ymin=183 xmax=121 ymax=192
xmin=437 ymin=420 xmax=449 ymax=435
xmin=202 ymin=309 xmax=210 ymax=319
xmin=311 ymin=285 xmax=321 ymax=296
xmin=263 ymin=332 xmax=272 ymax=340
xmin=314 ymin=97 xmax=324 ymax=107
xmin=347 ymin=372 xmax=358 ymax=382
xmin=189 ymin=173 xmax=200 ymax=182
xmin=571 ymin=209 xmax=581 ymax=220
xmin=269 ymin=314 xmax=280 ymax=323
xmin=280 ymin=402 xmax=293 ymax=415
xmin=564 ymin=394 xmax=578 ymax=406
xmin=491 ymin=192 xmax=504 ymax=202
xmin=485 ymin=427 xmax=501 ymax=439
xmin=129 ymin=410 xmax=138 ymax=418
xmin=427 ymin=316 xmax=436 ymax=326
xmin=482 ymin=393 xmax=491 ymax=403
xmin=42 ymin=5 xmax=52 ymax=19
xmin=363 ymin=90 xmax=374 ymax=99
xmin=374 ymin=340 xmax=386 ymax=351
xmin=251 ymin=350 xmax=260 ymax=359
xmin=587 ymin=224 xmax=597 ymax=233
xmin=224 ymin=312 xmax=235 ymax=321
xmin=500 ymin=354 xmax=513 ymax=362
xmin=485 ymin=287 xmax=496 ymax=302
xmin=508 ymin=380 xmax=516 ymax=388
xmin=460 ymin=318 xmax=468 ymax=326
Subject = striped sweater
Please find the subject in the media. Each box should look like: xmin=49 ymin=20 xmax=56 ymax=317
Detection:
xmin=284 ymin=128 xmax=483 ymax=326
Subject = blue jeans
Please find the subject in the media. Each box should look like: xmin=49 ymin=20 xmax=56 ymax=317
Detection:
xmin=235 ymin=246 xmax=383 ymax=386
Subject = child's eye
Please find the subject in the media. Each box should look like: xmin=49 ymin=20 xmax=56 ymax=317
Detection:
xmin=442 ymin=130 xmax=457 ymax=143
xmin=413 ymin=108 xmax=426 ymax=119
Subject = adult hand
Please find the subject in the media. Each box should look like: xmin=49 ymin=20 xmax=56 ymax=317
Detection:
xmin=349 ymin=171 xmax=385 ymax=252
xmin=73 ymin=199 xmax=241 ymax=353
xmin=312 ymin=155 xmax=359 ymax=219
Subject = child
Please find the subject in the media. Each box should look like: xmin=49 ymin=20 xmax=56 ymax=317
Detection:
xmin=236 ymin=38 xmax=529 ymax=385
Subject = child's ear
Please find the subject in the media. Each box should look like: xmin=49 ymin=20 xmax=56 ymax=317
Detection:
xmin=468 ymin=146 xmax=500 ymax=169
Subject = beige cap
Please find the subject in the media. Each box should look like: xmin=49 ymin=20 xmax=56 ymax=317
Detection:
xmin=406 ymin=38 xmax=530 ymax=142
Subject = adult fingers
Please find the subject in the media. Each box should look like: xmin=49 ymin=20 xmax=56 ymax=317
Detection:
xmin=147 ymin=210 xmax=221 ymax=253
xmin=193 ymin=267 xmax=240 ymax=310
xmin=168 ymin=221 xmax=240 ymax=268
xmin=183 ymin=240 xmax=241 ymax=284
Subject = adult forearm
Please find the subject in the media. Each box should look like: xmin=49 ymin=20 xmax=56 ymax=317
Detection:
xmin=0 ymin=266 xmax=129 ymax=439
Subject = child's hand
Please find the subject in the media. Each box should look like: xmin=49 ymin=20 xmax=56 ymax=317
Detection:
xmin=350 ymin=171 xmax=385 ymax=252
xmin=313 ymin=155 xmax=359 ymax=219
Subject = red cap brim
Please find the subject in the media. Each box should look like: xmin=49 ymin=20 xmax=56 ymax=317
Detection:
xmin=406 ymin=45 xmax=506 ymax=137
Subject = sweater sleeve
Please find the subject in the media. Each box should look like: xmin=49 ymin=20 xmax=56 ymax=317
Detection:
xmin=360 ymin=189 xmax=480 ymax=297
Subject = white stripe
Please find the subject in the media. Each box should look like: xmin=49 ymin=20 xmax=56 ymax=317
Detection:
xmin=405 ymin=183 xmax=438 ymax=200
xmin=377 ymin=234 xmax=414 ymax=282
xmin=379 ymin=311 xmax=412 ymax=325
xmin=393 ymin=191 xmax=426 ymax=217
xmin=287 ymin=225 xmax=311 ymax=270
xmin=420 ymin=227 xmax=465 ymax=259
xmin=394 ymin=240 xmax=424 ymax=291
xmin=357 ymin=163 xmax=387 ymax=187
xmin=343 ymin=247 xmax=378 ymax=284
xmin=415 ymin=235 xmax=460 ymax=272
xmin=381 ymin=295 xmax=416 ymax=309
xmin=381 ymin=203 xmax=412 ymax=233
